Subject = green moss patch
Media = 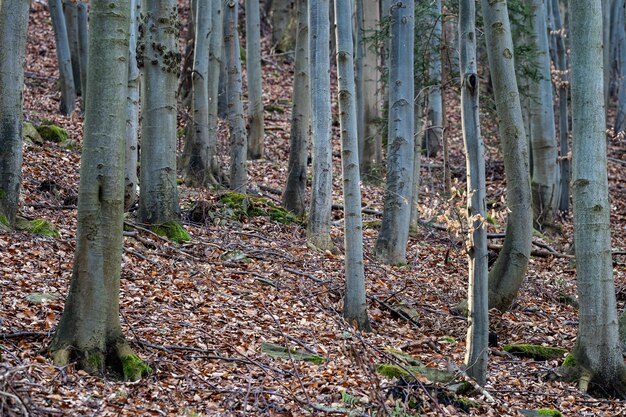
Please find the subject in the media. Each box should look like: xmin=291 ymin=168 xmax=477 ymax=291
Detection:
xmin=261 ymin=343 xmax=324 ymax=365
xmin=562 ymin=353 xmax=576 ymax=367
xmin=374 ymin=363 xmax=455 ymax=383
xmin=152 ymin=221 xmax=191 ymax=243
xmin=220 ymin=192 xmax=299 ymax=224
xmin=23 ymin=122 xmax=43 ymax=144
xmin=36 ymin=124 xmax=69 ymax=143
xmin=15 ymin=218 xmax=60 ymax=238
xmin=503 ymin=344 xmax=567 ymax=361
xmin=520 ymin=409 xmax=563 ymax=417
xmin=121 ymin=354 xmax=152 ymax=381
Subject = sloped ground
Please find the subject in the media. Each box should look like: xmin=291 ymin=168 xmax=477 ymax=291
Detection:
xmin=2 ymin=2 xmax=626 ymax=416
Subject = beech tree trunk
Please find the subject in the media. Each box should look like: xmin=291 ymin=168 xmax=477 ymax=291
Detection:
xmin=225 ymin=0 xmax=248 ymax=191
xmin=306 ymin=0 xmax=333 ymax=250
xmin=49 ymin=0 xmax=76 ymax=115
xmin=570 ymin=0 xmax=626 ymax=396
xmin=246 ymin=0 xmax=265 ymax=160
xmin=481 ymin=0 xmax=533 ymax=312
xmin=335 ymin=0 xmax=371 ymax=332
xmin=268 ymin=0 xmax=296 ymax=52
xmin=125 ymin=0 xmax=140 ymax=210
xmin=77 ymin=1 xmax=89 ymax=103
xmin=63 ymin=0 xmax=81 ymax=96
xmin=612 ymin=0 xmax=626 ymax=133
xmin=207 ymin=0 xmax=224 ymax=183
xmin=50 ymin=0 xmax=149 ymax=381
xmin=282 ymin=0 xmax=310 ymax=215
xmin=375 ymin=0 xmax=415 ymax=265
xmin=0 ymin=0 xmax=30 ymax=228
xmin=138 ymin=0 xmax=181 ymax=225
xmin=423 ymin=0 xmax=443 ymax=158
xmin=460 ymin=0 xmax=488 ymax=386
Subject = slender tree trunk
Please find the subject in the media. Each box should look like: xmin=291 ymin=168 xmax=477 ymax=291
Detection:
xmin=335 ymin=0 xmax=371 ymax=332
xmin=207 ymin=0 xmax=224 ymax=183
xmin=217 ymin=11 xmax=229 ymax=119
xmin=63 ymin=0 xmax=81 ymax=96
xmin=0 ymin=0 xmax=30 ymax=228
xmin=49 ymin=0 xmax=76 ymax=115
xmin=423 ymin=0 xmax=443 ymax=159
xmin=459 ymin=0 xmax=488 ymax=386
xmin=269 ymin=0 xmax=296 ymax=52
xmin=182 ymin=0 xmax=214 ymax=187
xmin=138 ymin=0 xmax=181 ymax=225
xmin=225 ymin=0 xmax=248 ymax=191
xmin=613 ymin=0 xmax=626 ymax=133
xmin=409 ymin=96 xmax=423 ymax=235
xmin=282 ymin=0 xmax=310 ymax=215
xmin=529 ymin=0 xmax=558 ymax=229
xmin=246 ymin=0 xmax=265 ymax=160
xmin=77 ymin=1 xmax=89 ymax=103
xmin=50 ymin=0 xmax=148 ymax=381
xmin=125 ymin=0 xmax=141 ymax=210
xmin=603 ymin=0 xmax=611 ymax=116
xmin=375 ymin=0 xmax=415 ymax=265
xmin=306 ymin=0 xmax=333 ymax=250
xmin=481 ymin=0 xmax=533 ymax=312
xmin=570 ymin=0 xmax=626 ymax=396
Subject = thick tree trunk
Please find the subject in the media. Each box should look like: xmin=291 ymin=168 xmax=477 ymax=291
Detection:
xmin=282 ymin=0 xmax=309 ymax=215
xmin=459 ymin=0 xmax=488 ymax=386
xmin=77 ymin=1 xmax=89 ymax=103
xmin=225 ymin=0 xmax=248 ymax=191
xmin=182 ymin=0 xmax=214 ymax=187
xmin=246 ymin=0 xmax=265 ymax=160
xmin=0 ymin=0 xmax=30 ymax=228
xmin=138 ymin=0 xmax=181 ymax=225
xmin=125 ymin=0 xmax=140 ymax=210
xmin=570 ymin=0 xmax=626 ymax=396
xmin=529 ymin=0 xmax=558 ymax=230
xmin=207 ymin=0 xmax=224 ymax=183
xmin=335 ymin=0 xmax=371 ymax=332
xmin=50 ymin=0 xmax=148 ymax=381
xmin=49 ymin=0 xmax=76 ymax=115
xmin=481 ymin=0 xmax=533 ymax=313
xmin=375 ymin=0 xmax=415 ymax=265
xmin=63 ymin=0 xmax=81 ymax=96
xmin=306 ymin=0 xmax=333 ymax=250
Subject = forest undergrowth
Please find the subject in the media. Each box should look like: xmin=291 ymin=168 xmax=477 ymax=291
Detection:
xmin=3 ymin=2 xmax=626 ymax=416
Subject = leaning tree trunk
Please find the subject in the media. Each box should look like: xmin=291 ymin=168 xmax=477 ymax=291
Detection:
xmin=306 ymin=0 xmax=333 ymax=251
xmin=570 ymin=0 xmax=626 ymax=396
xmin=207 ymin=0 xmax=224 ymax=183
xmin=459 ymin=0 xmax=488 ymax=386
xmin=124 ymin=0 xmax=140 ymax=210
xmin=63 ymin=0 xmax=82 ymax=96
xmin=529 ymin=0 xmax=558 ymax=230
xmin=282 ymin=0 xmax=310 ymax=215
xmin=49 ymin=0 xmax=76 ymax=115
xmin=481 ymin=0 xmax=533 ymax=312
xmin=375 ymin=0 xmax=415 ymax=265
xmin=181 ymin=0 xmax=214 ymax=187
xmin=49 ymin=0 xmax=149 ymax=381
xmin=0 ymin=0 xmax=30 ymax=228
xmin=225 ymin=0 xmax=248 ymax=191
xmin=138 ymin=0 xmax=181 ymax=225
xmin=77 ymin=1 xmax=89 ymax=103
xmin=335 ymin=0 xmax=371 ymax=332
xmin=246 ymin=0 xmax=265 ymax=160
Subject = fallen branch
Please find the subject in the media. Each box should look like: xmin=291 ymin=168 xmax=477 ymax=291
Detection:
xmin=283 ymin=267 xmax=327 ymax=284
xmin=0 ymin=331 xmax=49 ymax=340
xmin=488 ymin=243 xmax=573 ymax=259
xmin=447 ymin=362 xmax=495 ymax=403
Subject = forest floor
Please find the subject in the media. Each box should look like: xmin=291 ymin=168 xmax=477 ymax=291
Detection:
xmin=3 ymin=2 xmax=626 ymax=416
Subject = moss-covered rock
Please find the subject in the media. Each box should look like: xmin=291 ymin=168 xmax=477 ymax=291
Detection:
xmin=152 ymin=221 xmax=191 ymax=243
xmin=23 ymin=122 xmax=43 ymax=144
xmin=120 ymin=353 xmax=152 ymax=381
xmin=520 ymin=409 xmax=563 ymax=417
xmin=36 ymin=124 xmax=69 ymax=143
xmin=503 ymin=344 xmax=567 ymax=361
xmin=261 ymin=343 xmax=324 ymax=364
xmin=375 ymin=363 xmax=455 ymax=383
xmin=220 ymin=191 xmax=299 ymax=224
xmin=15 ymin=217 xmax=60 ymax=238
xmin=562 ymin=353 xmax=576 ymax=367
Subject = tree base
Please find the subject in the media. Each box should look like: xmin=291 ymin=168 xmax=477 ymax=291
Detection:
xmin=50 ymin=340 xmax=151 ymax=381
xmin=559 ymin=354 xmax=626 ymax=398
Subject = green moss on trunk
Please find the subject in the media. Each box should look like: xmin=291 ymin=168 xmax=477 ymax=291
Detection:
xmin=503 ymin=344 xmax=567 ymax=360
xmin=152 ymin=221 xmax=191 ymax=243
xmin=120 ymin=354 xmax=152 ymax=381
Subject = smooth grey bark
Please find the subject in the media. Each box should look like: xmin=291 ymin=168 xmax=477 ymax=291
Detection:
xmin=306 ymin=0 xmax=333 ymax=250
xmin=460 ymin=0 xmax=488 ymax=386
xmin=0 ymin=0 xmax=29 ymax=228
xmin=63 ymin=0 xmax=81 ymax=96
xmin=335 ymin=0 xmax=371 ymax=332
xmin=217 ymin=10 xmax=229 ymax=118
xmin=375 ymin=0 xmax=415 ymax=265
xmin=124 ymin=0 xmax=140 ymax=210
xmin=49 ymin=0 xmax=76 ymax=115
xmin=481 ymin=0 xmax=533 ymax=312
xmin=49 ymin=0 xmax=147 ymax=380
xmin=77 ymin=1 xmax=89 ymax=103
xmin=138 ymin=0 xmax=181 ymax=225
xmin=355 ymin=0 xmax=382 ymax=178
xmin=409 ymin=96 xmax=423 ymax=234
xmin=282 ymin=0 xmax=310 ymax=215
xmin=529 ymin=0 xmax=558 ymax=229
xmin=269 ymin=0 xmax=296 ymax=52
xmin=551 ymin=0 xmax=570 ymax=213
xmin=603 ymin=0 xmax=611 ymax=115
xmin=225 ymin=0 xmax=248 ymax=191
xmin=570 ymin=0 xmax=626 ymax=396
xmin=613 ymin=0 xmax=626 ymax=132
xmin=423 ymin=0 xmax=443 ymax=158
xmin=246 ymin=0 xmax=265 ymax=160
xmin=207 ymin=0 xmax=224 ymax=183
xmin=182 ymin=0 xmax=214 ymax=187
